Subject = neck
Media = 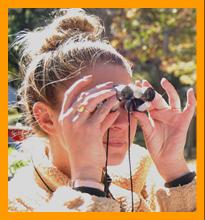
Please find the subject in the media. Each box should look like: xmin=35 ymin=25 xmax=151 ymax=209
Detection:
xmin=48 ymin=136 xmax=71 ymax=178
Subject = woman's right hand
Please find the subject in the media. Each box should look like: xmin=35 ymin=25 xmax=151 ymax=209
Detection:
xmin=58 ymin=75 xmax=120 ymax=182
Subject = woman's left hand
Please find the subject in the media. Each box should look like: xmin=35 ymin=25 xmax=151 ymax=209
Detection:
xmin=133 ymin=78 xmax=196 ymax=182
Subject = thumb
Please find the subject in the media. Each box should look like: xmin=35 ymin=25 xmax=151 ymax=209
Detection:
xmin=101 ymin=111 xmax=120 ymax=134
xmin=133 ymin=112 xmax=154 ymax=137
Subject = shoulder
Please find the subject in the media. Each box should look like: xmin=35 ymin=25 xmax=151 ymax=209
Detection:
xmin=8 ymin=165 xmax=49 ymax=211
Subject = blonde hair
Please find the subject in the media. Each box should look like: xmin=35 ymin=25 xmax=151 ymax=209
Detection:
xmin=15 ymin=8 xmax=132 ymax=135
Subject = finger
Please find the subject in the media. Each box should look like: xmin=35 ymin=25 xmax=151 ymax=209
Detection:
xmin=82 ymin=89 xmax=116 ymax=111
xmin=73 ymin=81 xmax=115 ymax=107
xmin=142 ymin=80 xmax=169 ymax=110
xmin=61 ymin=75 xmax=93 ymax=114
xmin=142 ymin=79 xmax=153 ymax=88
xmin=101 ymin=111 xmax=120 ymax=134
xmin=69 ymin=89 xmax=116 ymax=123
xmin=89 ymin=96 xmax=120 ymax=123
xmin=64 ymin=85 xmax=116 ymax=120
xmin=183 ymin=88 xmax=196 ymax=123
xmin=160 ymin=78 xmax=181 ymax=110
xmin=132 ymin=112 xmax=154 ymax=137
xmin=149 ymin=108 xmax=173 ymax=123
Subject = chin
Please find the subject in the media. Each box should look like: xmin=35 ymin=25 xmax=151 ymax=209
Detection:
xmin=103 ymin=142 xmax=127 ymax=166
xmin=107 ymin=155 xmax=125 ymax=165
xmin=108 ymin=160 xmax=123 ymax=166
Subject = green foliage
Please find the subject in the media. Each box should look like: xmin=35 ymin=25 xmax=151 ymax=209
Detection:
xmin=110 ymin=9 xmax=196 ymax=88
xmin=8 ymin=113 xmax=22 ymax=125
xmin=8 ymin=8 xmax=196 ymax=87
xmin=8 ymin=9 xmax=54 ymax=80
xmin=8 ymin=147 xmax=31 ymax=179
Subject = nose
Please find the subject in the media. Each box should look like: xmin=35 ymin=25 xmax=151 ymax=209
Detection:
xmin=110 ymin=107 xmax=129 ymax=130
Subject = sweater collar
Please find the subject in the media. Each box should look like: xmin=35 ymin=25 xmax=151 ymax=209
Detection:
xmin=28 ymin=136 xmax=151 ymax=193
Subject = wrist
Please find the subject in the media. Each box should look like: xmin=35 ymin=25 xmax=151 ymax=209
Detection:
xmin=165 ymin=171 xmax=196 ymax=188
xmin=71 ymin=166 xmax=103 ymax=183
xmin=158 ymin=159 xmax=190 ymax=182
xmin=71 ymin=179 xmax=104 ymax=191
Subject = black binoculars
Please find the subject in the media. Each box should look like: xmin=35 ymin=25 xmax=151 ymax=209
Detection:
xmin=113 ymin=84 xmax=155 ymax=112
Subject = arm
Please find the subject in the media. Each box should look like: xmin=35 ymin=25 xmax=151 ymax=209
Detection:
xmin=38 ymin=186 xmax=121 ymax=212
xmin=132 ymin=78 xmax=196 ymax=211
xmin=156 ymin=178 xmax=196 ymax=212
xmin=144 ymin=161 xmax=196 ymax=212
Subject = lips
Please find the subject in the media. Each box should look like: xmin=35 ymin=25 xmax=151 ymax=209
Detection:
xmin=103 ymin=140 xmax=126 ymax=147
xmin=103 ymin=141 xmax=125 ymax=144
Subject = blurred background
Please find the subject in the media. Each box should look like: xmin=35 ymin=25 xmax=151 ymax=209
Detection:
xmin=8 ymin=8 xmax=196 ymax=178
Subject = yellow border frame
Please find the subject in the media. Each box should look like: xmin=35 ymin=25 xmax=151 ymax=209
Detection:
xmin=0 ymin=0 xmax=204 ymax=219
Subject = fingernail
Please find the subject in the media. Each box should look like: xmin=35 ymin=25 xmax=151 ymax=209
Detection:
xmin=161 ymin=78 xmax=166 ymax=84
xmin=83 ymin=75 xmax=92 ymax=80
xmin=135 ymin=80 xmax=141 ymax=84
xmin=96 ymin=82 xmax=113 ymax=88
xmin=105 ymin=81 xmax=114 ymax=84
xmin=115 ymin=99 xmax=120 ymax=105
xmin=142 ymin=79 xmax=149 ymax=86
xmin=188 ymin=88 xmax=194 ymax=93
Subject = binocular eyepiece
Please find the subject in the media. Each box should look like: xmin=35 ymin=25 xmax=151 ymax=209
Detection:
xmin=113 ymin=84 xmax=155 ymax=112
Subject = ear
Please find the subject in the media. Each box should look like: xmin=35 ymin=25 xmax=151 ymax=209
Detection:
xmin=33 ymin=102 xmax=56 ymax=135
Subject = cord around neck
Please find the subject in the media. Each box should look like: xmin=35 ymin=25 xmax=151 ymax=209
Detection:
xmin=104 ymin=108 xmax=134 ymax=211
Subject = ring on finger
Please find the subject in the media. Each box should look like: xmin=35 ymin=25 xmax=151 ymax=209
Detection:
xmin=77 ymin=104 xmax=91 ymax=113
xmin=172 ymin=107 xmax=181 ymax=111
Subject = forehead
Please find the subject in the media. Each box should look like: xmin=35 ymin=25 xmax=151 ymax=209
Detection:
xmin=86 ymin=64 xmax=132 ymax=88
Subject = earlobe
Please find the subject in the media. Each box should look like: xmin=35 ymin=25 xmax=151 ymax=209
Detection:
xmin=33 ymin=102 xmax=55 ymax=135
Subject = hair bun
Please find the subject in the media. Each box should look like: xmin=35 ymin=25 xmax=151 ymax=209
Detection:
xmin=40 ymin=9 xmax=104 ymax=53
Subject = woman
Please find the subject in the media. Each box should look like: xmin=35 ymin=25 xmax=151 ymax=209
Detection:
xmin=9 ymin=9 xmax=196 ymax=212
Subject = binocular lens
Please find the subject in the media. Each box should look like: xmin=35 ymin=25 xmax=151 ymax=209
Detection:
xmin=142 ymin=87 xmax=155 ymax=102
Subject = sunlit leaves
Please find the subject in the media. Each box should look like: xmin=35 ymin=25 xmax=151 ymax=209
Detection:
xmin=111 ymin=8 xmax=196 ymax=87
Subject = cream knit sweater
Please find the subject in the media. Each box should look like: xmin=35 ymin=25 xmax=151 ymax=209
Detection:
xmin=8 ymin=139 xmax=196 ymax=212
